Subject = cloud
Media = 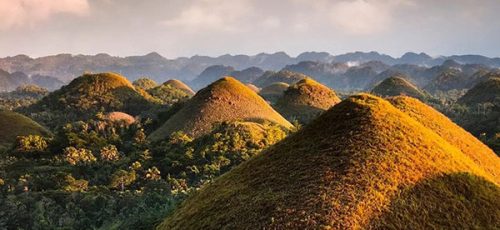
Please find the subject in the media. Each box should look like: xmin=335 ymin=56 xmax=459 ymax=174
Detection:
xmin=162 ymin=0 xmax=252 ymax=32
xmin=327 ymin=0 xmax=408 ymax=35
xmin=0 ymin=0 xmax=90 ymax=30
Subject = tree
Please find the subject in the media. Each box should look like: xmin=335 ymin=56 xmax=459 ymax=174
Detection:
xmin=99 ymin=145 xmax=120 ymax=161
xmin=63 ymin=147 xmax=96 ymax=165
xmin=110 ymin=170 xmax=136 ymax=191
xmin=14 ymin=135 xmax=48 ymax=154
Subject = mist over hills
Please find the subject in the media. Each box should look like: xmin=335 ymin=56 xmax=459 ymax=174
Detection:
xmin=1 ymin=51 xmax=499 ymax=86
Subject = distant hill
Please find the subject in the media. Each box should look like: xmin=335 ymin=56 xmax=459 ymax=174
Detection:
xmin=147 ymin=79 xmax=194 ymax=104
xmin=0 ymin=111 xmax=51 ymax=149
xmin=158 ymin=94 xmax=499 ymax=229
xmin=372 ymin=77 xmax=430 ymax=100
xmin=27 ymin=72 xmax=155 ymax=120
xmin=259 ymin=82 xmax=289 ymax=103
xmin=245 ymin=83 xmax=260 ymax=93
xmin=253 ymin=70 xmax=308 ymax=88
xmin=1 ymin=52 xmax=499 ymax=85
xmin=132 ymin=78 xmax=158 ymax=91
xmin=339 ymin=66 xmax=377 ymax=89
xmin=458 ymin=77 xmax=500 ymax=105
xmin=162 ymin=79 xmax=195 ymax=96
xmin=149 ymin=77 xmax=292 ymax=141
xmin=190 ymin=65 xmax=235 ymax=90
xmin=275 ymin=78 xmax=341 ymax=123
xmin=230 ymin=67 xmax=264 ymax=83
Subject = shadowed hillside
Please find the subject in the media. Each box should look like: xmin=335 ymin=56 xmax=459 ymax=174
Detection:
xmin=149 ymin=77 xmax=293 ymax=141
xmin=372 ymin=77 xmax=430 ymax=100
xmin=259 ymin=82 xmax=289 ymax=103
xmin=158 ymin=94 xmax=499 ymax=229
xmin=253 ymin=70 xmax=308 ymax=88
xmin=0 ymin=111 xmax=51 ymax=149
xmin=458 ymin=77 xmax=500 ymax=105
xmin=275 ymin=78 xmax=341 ymax=123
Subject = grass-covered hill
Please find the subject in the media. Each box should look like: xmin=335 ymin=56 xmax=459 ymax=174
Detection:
xmin=25 ymin=72 xmax=155 ymax=124
xmin=259 ymin=82 xmax=289 ymax=103
xmin=148 ymin=77 xmax=293 ymax=141
xmin=274 ymin=78 xmax=341 ymax=123
xmin=253 ymin=70 xmax=308 ymax=88
xmin=132 ymin=77 xmax=158 ymax=90
xmin=371 ymin=76 xmax=430 ymax=100
xmin=457 ymin=77 xmax=500 ymax=105
xmin=158 ymin=94 xmax=499 ymax=229
xmin=388 ymin=96 xmax=500 ymax=180
xmin=0 ymin=110 xmax=51 ymax=149
xmin=163 ymin=79 xmax=195 ymax=96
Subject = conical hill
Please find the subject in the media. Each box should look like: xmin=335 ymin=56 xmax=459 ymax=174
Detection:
xmin=158 ymin=94 xmax=499 ymax=229
xmin=149 ymin=77 xmax=293 ymax=140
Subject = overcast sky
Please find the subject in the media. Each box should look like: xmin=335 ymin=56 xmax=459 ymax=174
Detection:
xmin=0 ymin=0 xmax=499 ymax=58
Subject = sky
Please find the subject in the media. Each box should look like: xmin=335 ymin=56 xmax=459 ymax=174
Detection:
xmin=0 ymin=0 xmax=499 ymax=58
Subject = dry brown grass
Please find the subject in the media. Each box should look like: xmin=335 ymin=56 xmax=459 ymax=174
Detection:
xmin=158 ymin=94 xmax=499 ymax=229
xmin=149 ymin=77 xmax=293 ymax=141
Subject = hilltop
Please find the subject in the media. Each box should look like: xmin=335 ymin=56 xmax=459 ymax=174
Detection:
xmin=0 ymin=111 xmax=51 ymax=149
xmin=259 ymin=82 xmax=289 ymax=103
xmin=163 ymin=79 xmax=195 ymax=96
xmin=371 ymin=77 xmax=430 ymax=100
xmin=149 ymin=77 xmax=293 ymax=140
xmin=457 ymin=77 xmax=500 ymax=105
xmin=158 ymin=94 xmax=499 ymax=229
xmin=275 ymin=78 xmax=341 ymax=123
xmin=253 ymin=70 xmax=308 ymax=88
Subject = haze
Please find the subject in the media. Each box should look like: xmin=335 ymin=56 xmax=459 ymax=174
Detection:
xmin=1 ymin=0 xmax=499 ymax=58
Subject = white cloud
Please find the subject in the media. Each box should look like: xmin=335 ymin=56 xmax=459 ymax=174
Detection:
xmin=0 ymin=0 xmax=90 ymax=30
xmin=162 ymin=0 xmax=252 ymax=32
xmin=328 ymin=0 xmax=396 ymax=35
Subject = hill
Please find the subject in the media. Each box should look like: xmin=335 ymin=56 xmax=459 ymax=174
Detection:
xmin=388 ymin=96 xmax=500 ymax=180
xmin=457 ymin=77 xmax=500 ymax=105
xmin=274 ymin=78 xmax=341 ymax=123
xmin=231 ymin=67 xmax=264 ymax=83
xmin=149 ymin=77 xmax=292 ymax=141
xmin=259 ymin=82 xmax=289 ymax=103
xmin=163 ymin=79 xmax=195 ymax=96
xmin=132 ymin=78 xmax=158 ymax=90
xmin=190 ymin=65 xmax=235 ymax=90
xmin=253 ymin=70 xmax=308 ymax=88
xmin=0 ymin=111 xmax=51 ymax=149
xmin=371 ymin=77 xmax=430 ymax=100
xmin=158 ymin=94 xmax=499 ymax=229
xmin=28 ymin=72 xmax=154 ymax=119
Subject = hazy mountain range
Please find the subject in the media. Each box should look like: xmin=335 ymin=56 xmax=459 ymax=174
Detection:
xmin=1 ymin=51 xmax=499 ymax=85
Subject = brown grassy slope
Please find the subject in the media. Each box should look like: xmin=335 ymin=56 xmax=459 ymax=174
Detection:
xmin=388 ymin=96 xmax=500 ymax=183
xmin=104 ymin=111 xmax=136 ymax=125
xmin=148 ymin=77 xmax=293 ymax=141
xmin=275 ymin=78 xmax=341 ymax=123
xmin=371 ymin=172 xmax=500 ymax=229
xmin=158 ymin=94 xmax=499 ymax=229
xmin=163 ymin=79 xmax=196 ymax=96
xmin=457 ymin=77 xmax=500 ymax=105
xmin=371 ymin=77 xmax=429 ymax=100
xmin=0 ymin=111 xmax=51 ymax=148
